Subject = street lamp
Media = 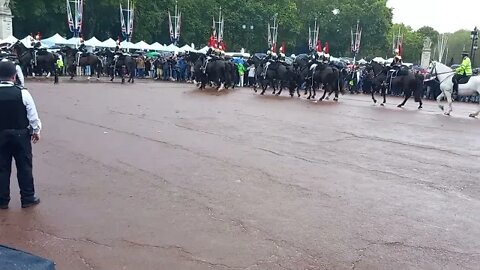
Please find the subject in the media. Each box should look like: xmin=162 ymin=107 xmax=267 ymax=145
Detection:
xmin=242 ymin=24 xmax=254 ymax=52
xmin=470 ymin=27 xmax=478 ymax=66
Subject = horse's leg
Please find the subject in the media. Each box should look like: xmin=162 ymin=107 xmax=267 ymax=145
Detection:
xmin=121 ymin=66 xmax=125 ymax=84
xmin=334 ymin=84 xmax=339 ymax=101
xmin=398 ymin=90 xmax=411 ymax=108
xmin=371 ymin=85 xmax=377 ymax=104
xmin=380 ymin=85 xmax=387 ymax=106
xmin=319 ymin=85 xmax=328 ymax=101
xmin=469 ymin=103 xmax=480 ymax=118
xmin=444 ymin=91 xmax=453 ymax=115
xmin=436 ymin=91 xmax=445 ymax=112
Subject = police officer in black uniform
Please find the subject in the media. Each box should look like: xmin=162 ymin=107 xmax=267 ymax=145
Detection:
xmin=0 ymin=60 xmax=41 ymax=209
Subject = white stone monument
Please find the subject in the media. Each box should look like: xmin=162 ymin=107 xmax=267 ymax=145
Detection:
xmin=0 ymin=0 xmax=12 ymax=40
xmin=420 ymin=37 xmax=432 ymax=69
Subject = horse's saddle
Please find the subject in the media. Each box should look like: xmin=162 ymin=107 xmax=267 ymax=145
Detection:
xmin=34 ymin=49 xmax=48 ymax=56
xmin=77 ymin=51 xmax=91 ymax=57
xmin=458 ymin=76 xmax=471 ymax=84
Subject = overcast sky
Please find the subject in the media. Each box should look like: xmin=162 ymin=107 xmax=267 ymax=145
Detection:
xmin=387 ymin=0 xmax=479 ymax=33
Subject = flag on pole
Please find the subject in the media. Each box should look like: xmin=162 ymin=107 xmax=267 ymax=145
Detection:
xmin=120 ymin=4 xmax=126 ymax=34
xmin=66 ymin=0 xmax=74 ymax=32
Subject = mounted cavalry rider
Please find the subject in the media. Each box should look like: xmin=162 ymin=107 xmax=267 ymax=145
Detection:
xmin=262 ymin=50 xmax=275 ymax=78
xmin=202 ymin=47 xmax=221 ymax=73
xmin=452 ymin=51 xmax=472 ymax=94
xmin=30 ymin=33 xmax=43 ymax=67
xmin=386 ymin=49 xmax=403 ymax=85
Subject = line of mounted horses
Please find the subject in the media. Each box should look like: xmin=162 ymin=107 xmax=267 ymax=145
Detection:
xmin=9 ymin=40 xmax=137 ymax=84
xmin=8 ymin=41 xmax=480 ymax=117
xmin=186 ymin=52 xmax=480 ymax=117
xmin=186 ymin=52 xmax=424 ymax=109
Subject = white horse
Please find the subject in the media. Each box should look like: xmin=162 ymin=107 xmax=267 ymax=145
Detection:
xmin=429 ymin=61 xmax=480 ymax=117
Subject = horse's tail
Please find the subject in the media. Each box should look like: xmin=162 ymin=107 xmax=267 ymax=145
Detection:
xmin=413 ymin=74 xmax=424 ymax=102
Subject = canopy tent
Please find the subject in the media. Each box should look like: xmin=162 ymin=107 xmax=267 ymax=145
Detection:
xmin=120 ymin=40 xmax=135 ymax=50
xmin=101 ymin=38 xmax=117 ymax=48
xmin=357 ymin=58 xmax=368 ymax=65
xmin=20 ymin=35 xmax=34 ymax=48
xmin=41 ymin=33 xmax=68 ymax=45
xmin=163 ymin=43 xmax=182 ymax=53
xmin=385 ymin=58 xmax=394 ymax=64
xmin=372 ymin=57 xmax=386 ymax=63
xmin=148 ymin=42 xmax=164 ymax=51
xmin=1 ymin=35 xmax=18 ymax=44
xmin=64 ymin=37 xmax=81 ymax=46
xmin=180 ymin=44 xmax=195 ymax=52
xmin=197 ymin=46 xmax=209 ymax=54
xmin=133 ymin=40 xmax=151 ymax=50
xmin=85 ymin=37 xmax=103 ymax=47
xmin=226 ymin=52 xmax=250 ymax=58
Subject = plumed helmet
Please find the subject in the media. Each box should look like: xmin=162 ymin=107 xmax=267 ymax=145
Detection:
xmin=280 ymin=53 xmax=285 ymax=57
xmin=272 ymin=52 xmax=278 ymax=57
xmin=394 ymin=48 xmax=400 ymax=54
xmin=267 ymin=50 xmax=272 ymax=55
xmin=290 ymin=54 xmax=296 ymax=58
xmin=324 ymin=53 xmax=330 ymax=58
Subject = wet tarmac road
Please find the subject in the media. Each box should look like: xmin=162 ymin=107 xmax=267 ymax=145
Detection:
xmin=1 ymin=80 xmax=480 ymax=270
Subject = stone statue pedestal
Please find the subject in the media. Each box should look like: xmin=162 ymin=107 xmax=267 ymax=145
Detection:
xmin=0 ymin=0 xmax=12 ymax=40
xmin=420 ymin=37 xmax=432 ymax=69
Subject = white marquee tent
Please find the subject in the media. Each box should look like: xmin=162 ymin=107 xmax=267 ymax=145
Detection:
xmin=85 ymin=37 xmax=103 ymax=47
xmin=148 ymin=42 xmax=164 ymax=51
xmin=101 ymin=38 xmax=117 ymax=48
xmin=1 ymin=35 xmax=18 ymax=44
xmin=134 ymin=40 xmax=151 ymax=50
xmin=42 ymin=33 xmax=68 ymax=45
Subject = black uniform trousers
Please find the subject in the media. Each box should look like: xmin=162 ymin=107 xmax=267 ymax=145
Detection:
xmin=452 ymin=72 xmax=467 ymax=93
xmin=0 ymin=129 xmax=35 ymax=205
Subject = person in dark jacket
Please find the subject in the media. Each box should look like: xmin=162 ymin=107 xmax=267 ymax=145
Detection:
xmin=0 ymin=60 xmax=41 ymax=209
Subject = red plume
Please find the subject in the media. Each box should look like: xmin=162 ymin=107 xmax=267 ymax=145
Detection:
xmin=280 ymin=42 xmax=286 ymax=54
xmin=324 ymin=42 xmax=330 ymax=54
xmin=316 ymin=40 xmax=323 ymax=52
xmin=208 ymin=34 xmax=216 ymax=48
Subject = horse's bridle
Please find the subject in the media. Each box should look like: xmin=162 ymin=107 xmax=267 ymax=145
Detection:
xmin=429 ymin=62 xmax=455 ymax=85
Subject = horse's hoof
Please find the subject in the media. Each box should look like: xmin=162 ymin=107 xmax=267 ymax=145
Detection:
xmin=397 ymin=104 xmax=403 ymax=108
xmin=325 ymin=97 xmax=330 ymax=100
xmin=373 ymin=100 xmax=377 ymax=104
xmin=444 ymin=112 xmax=450 ymax=116
xmin=469 ymin=114 xmax=477 ymax=118
xmin=380 ymin=103 xmax=385 ymax=107
xmin=418 ymin=106 xmax=423 ymax=110
xmin=333 ymin=98 xmax=338 ymax=102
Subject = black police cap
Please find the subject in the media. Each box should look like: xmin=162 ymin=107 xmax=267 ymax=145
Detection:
xmin=0 ymin=59 xmax=17 ymax=80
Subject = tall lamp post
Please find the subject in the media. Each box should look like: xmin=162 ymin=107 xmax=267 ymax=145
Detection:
xmin=242 ymin=24 xmax=254 ymax=52
xmin=470 ymin=27 xmax=478 ymax=66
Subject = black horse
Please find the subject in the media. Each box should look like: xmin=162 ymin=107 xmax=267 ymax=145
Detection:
xmin=248 ymin=55 xmax=295 ymax=96
xmin=296 ymin=58 xmax=341 ymax=101
xmin=188 ymin=52 xmax=226 ymax=91
xmin=11 ymin=41 xmax=58 ymax=84
xmin=102 ymin=49 xmax=136 ymax=84
xmin=368 ymin=61 xmax=423 ymax=109
xmin=61 ymin=47 xmax=103 ymax=80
